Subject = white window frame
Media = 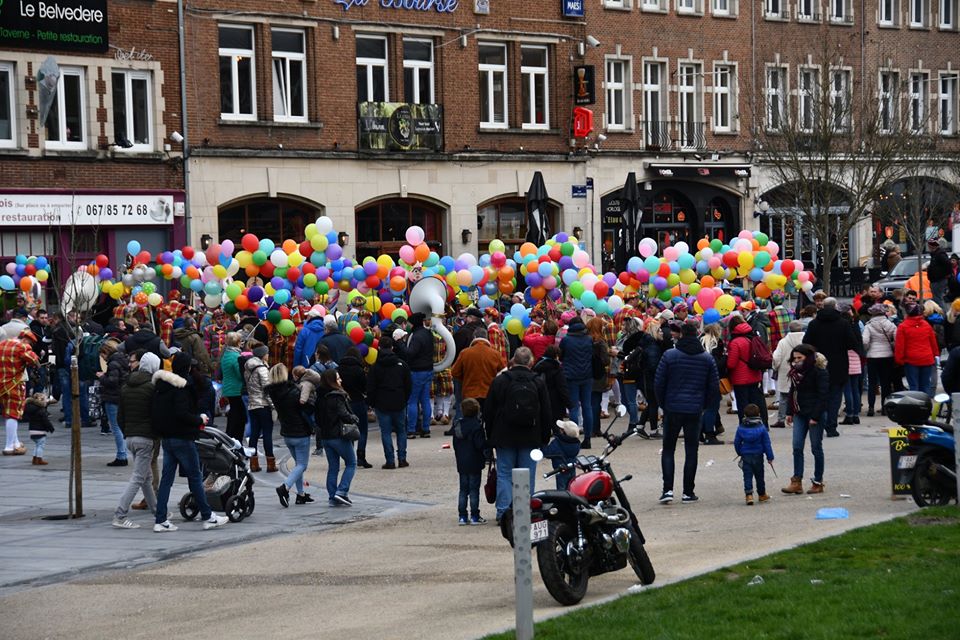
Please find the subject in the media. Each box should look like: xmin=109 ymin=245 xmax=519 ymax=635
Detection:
xmin=604 ymin=0 xmax=628 ymax=7
xmin=909 ymin=71 xmax=930 ymax=132
xmin=766 ymin=65 xmax=788 ymax=131
xmin=830 ymin=0 xmax=851 ymax=21
xmin=520 ymin=45 xmax=549 ymax=130
xmin=940 ymin=0 xmax=957 ymax=27
xmin=939 ymin=72 xmax=958 ymax=134
xmin=798 ymin=66 xmax=819 ymax=133
xmin=797 ymin=0 xmax=819 ymax=20
xmin=879 ymin=0 xmax=898 ymax=24
xmin=713 ymin=64 xmax=735 ymax=132
xmin=403 ymin=38 xmax=435 ymax=105
xmin=829 ymin=68 xmax=852 ymax=132
xmin=478 ymin=42 xmax=508 ymax=129
xmin=605 ymin=58 xmax=632 ymax=131
xmin=878 ymin=70 xmax=899 ymax=133
xmin=677 ymin=62 xmax=703 ymax=149
xmin=45 ymin=66 xmax=86 ymax=151
xmin=219 ymin=24 xmax=257 ymax=121
xmin=356 ymin=35 xmax=389 ymax=103
xmin=642 ymin=60 xmax=667 ymax=147
xmin=910 ymin=0 xmax=928 ymax=25
xmin=641 ymin=0 xmax=668 ymax=10
xmin=271 ymin=28 xmax=307 ymax=123
xmin=111 ymin=69 xmax=153 ymax=152
xmin=712 ymin=0 xmax=730 ymax=15
xmin=677 ymin=0 xmax=701 ymax=13
xmin=0 ymin=62 xmax=15 ymax=149
xmin=766 ymin=0 xmax=787 ymax=17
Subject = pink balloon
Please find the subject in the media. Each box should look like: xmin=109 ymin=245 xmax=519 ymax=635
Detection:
xmin=221 ymin=239 xmax=235 ymax=256
xmin=405 ymin=226 xmax=425 ymax=246
xmin=663 ymin=246 xmax=679 ymax=262
xmin=638 ymin=242 xmax=654 ymax=258
xmin=399 ymin=244 xmax=416 ymax=264
xmin=697 ymin=289 xmax=717 ymax=309
xmin=205 ymin=243 xmax=221 ymax=266
xmin=707 ymin=256 xmax=722 ymax=270
xmin=5 ymin=263 xmax=15 ymax=275
xmin=636 ymin=269 xmax=650 ymax=283
xmin=766 ymin=241 xmax=779 ymax=257
xmin=793 ymin=259 xmax=805 ymax=274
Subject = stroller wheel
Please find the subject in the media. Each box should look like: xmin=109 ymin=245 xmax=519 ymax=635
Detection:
xmin=226 ymin=495 xmax=245 ymax=523
xmin=179 ymin=493 xmax=199 ymax=521
xmin=241 ymin=492 xmax=255 ymax=518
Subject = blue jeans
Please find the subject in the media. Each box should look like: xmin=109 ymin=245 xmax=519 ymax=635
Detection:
xmin=904 ymin=364 xmax=934 ymax=396
xmin=248 ymin=407 xmax=274 ymax=457
xmin=701 ymin=392 xmax=721 ymax=437
xmin=323 ymin=437 xmax=357 ymax=500
xmin=494 ymin=446 xmax=538 ymax=520
xmin=661 ymin=412 xmax=702 ymax=495
xmin=155 ymin=437 xmax=213 ymax=523
xmin=376 ymin=409 xmax=407 ymax=465
xmin=618 ymin=379 xmax=639 ymax=426
xmin=458 ymin=472 xmax=481 ymax=519
xmin=59 ymin=368 xmax=90 ymax=428
xmin=31 ymin=434 xmax=46 ymax=458
xmin=566 ymin=379 xmax=593 ymax=440
xmin=283 ymin=436 xmax=311 ymax=495
xmin=792 ymin=415 xmax=824 ymax=483
xmin=590 ymin=390 xmax=603 ymax=441
xmin=407 ymin=370 xmax=433 ymax=434
xmin=843 ymin=374 xmax=862 ymax=417
xmin=741 ymin=453 xmax=766 ymax=494
xmin=103 ymin=402 xmax=127 ymax=460
xmin=350 ymin=399 xmax=369 ymax=456
xmin=822 ymin=384 xmax=844 ymax=434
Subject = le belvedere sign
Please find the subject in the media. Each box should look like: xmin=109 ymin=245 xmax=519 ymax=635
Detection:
xmin=0 ymin=0 xmax=109 ymax=53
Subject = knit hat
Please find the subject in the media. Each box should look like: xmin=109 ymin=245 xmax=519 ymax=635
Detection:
xmin=138 ymin=352 xmax=161 ymax=374
xmin=171 ymin=351 xmax=192 ymax=378
xmin=252 ymin=344 xmax=269 ymax=359
xmin=465 ymin=307 xmax=483 ymax=319
xmin=868 ymin=303 xmax=887 ymax=316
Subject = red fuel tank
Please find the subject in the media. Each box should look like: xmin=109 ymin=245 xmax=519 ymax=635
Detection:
xmin=568 ymin=470 xmax=613 ymax=501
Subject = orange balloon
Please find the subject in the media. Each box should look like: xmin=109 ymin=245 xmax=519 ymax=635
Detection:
xmin=520 ymin=242 xmax=538 ymax=257
xmin=697 ymin=238 xmax=710 ymax=250
xmin=161 ymin=264 xmax=174 ymax=277
xmin=414 ymin=244 xmax=430 ymax=263
xmin=530 ymin=286 xmax=546 ymax=299
xmin=700 ymin=275 xmax=715 ymax=289
xmin=751 ymin=238 xmax=760 ymax=251
xmin=755 ymin=283 xmax=772 ymax=298
xmin=234 ymin=294 xmax=250 ymax=310
xmin=377 ymin=264 xmax=389 ymax=280
xmin=19 ymin=277 xmax=32 ymax=292
xmin=134 ymin=292 xmax=148 ymax=305
xmin=86 ymin=264 xmax=98 ymax=276
xmin=245 ymin=265 xmax=260 ymax=277
xmin=282 ymin=239 xmax=298 ymax=254
xmin=498 ymin=280 xmax=514 ymax=294
xmin=499 ymin=266 xmax=515 ymax=282
xmin=381 ymin=302 xmax=397 ymax=320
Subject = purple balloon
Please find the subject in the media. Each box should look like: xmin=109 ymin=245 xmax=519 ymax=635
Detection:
xmin=653 ymin=276 xmax=668 ymax=290
xmin=378 ymin=289 xmax=393 ymax=303
xmin=326 ymin=244 xmax=343 ymax=261
xmin=555 ymin=232 xmax=569 ymax=243
xmin=161 ymin=251 xmax=174 ymax=264
xmin=548 ymin=288 xmax=562 ymax=300
xmin=270 ymin=277 xmax=285 ymax=290
xmin=99 ymin=268 xmax=113 ymax=280
xmin=525 ymin=272 xmax=543 ymax=287
xmin=363 ymin=261 xmax=378 ymax=276
xmin=357 ymin=343 xmax=369 ymax=357
xmin=558 ymin=256 xmax=574 ymax=271
xmin=453 ymin=259 xmax=466 ymax=271
xmin=602 ymin=272 xmax=617 ymax=287
xmin=247 ymin=286 xmax=264 ymax=302
xmin=316 ymin=267 xmax=330 ymax=280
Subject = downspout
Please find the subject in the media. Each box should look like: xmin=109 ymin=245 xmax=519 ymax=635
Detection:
xmin=178 ymin=0 xmax=192 ymax=244
xmin=751 ymin=0 xmax=756 ymax=140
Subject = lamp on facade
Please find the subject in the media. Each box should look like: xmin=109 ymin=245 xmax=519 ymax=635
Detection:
xmin=461 ymin=228 xmax=473 ymax=244
xmin=572 ymin=226 xmax=583 ymax=240
xmin=200 ymin=234 xmax=213 ymax=250
xmin=753 ymin=200 xmax=771 ymax=218
xmin=338 ymin=231 xmax=350 ymax=247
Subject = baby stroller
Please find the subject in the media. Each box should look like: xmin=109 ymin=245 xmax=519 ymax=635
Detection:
xmin=179 ymin=426 xmax=256 ymax=523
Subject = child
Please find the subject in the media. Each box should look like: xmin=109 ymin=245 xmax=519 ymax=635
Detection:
xmin=734 ymin=403 xmax=775 ymax=505
xmin=453 ymin=398 xmax=488 ymax=525
xmin=25 ymin=392 xmax=55 ymax=465
xmin=543 ymin=419 xmax=581 ymax=490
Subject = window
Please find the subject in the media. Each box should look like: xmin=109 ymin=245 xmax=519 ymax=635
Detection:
xmin=830 ymin=0 xmax=850 ymax=21
xmin=521 ymin=46 xmax=549 ymax=129
xmin=713 ymin=65 xmax=735 ymax=132
xmin=941 ymin=0 xmax=957 ymax=27
xmin=643 ymin=61 xmax=667 ymax=147
xmin=798 ymin=67 xmax=819 ymax=132
xmin=940 ymin=73 xmax=958 ymax=134
xmin=0 ymin=63 xmax=14 ymax=148
xmin=879 ymin=0 xmax=897 ymax=24
xmin=45 ymin=67 xmax=86 ymax=150
xmin=879 ymin=71 xmax=899 ymax=133
xmin=677 ymin=0 xmax=700 ymax=12
xmin=830 ymin=70 xmax=851 ymax=131
xmin=712 ymin=0 xmax=730 ymax=15
xmin=403 ymin=39 xmax=434 ymax=105
xmin=797 ymin=0 xmax=818 ymax=19
xmin=272 ymin=29 xmax=306 ymax=122
xmin=604 ymin=0 xmax=627 ymax=6
xmin=641 ymin=0 xmax=667 ymax=9
xmin=677 ymin=63 xmax=702 ymax=148
xmin=219 ymin=197 xmax=319 ymax=248
xmin=605 ymin=59 xmax=631 ymax=131
xmin=356 ymin=35 xmax=388 ymax=102
xmin=219 ymin=25 xmax=256 ymax=120
xmin=911 ymin=0 xmax=927 ymax=25
xmin=766 ymin=66 xmax=787 ymax=131
xmin=478 ymin=199 xmax=558 ymax=256
xmin=478 ymin=43 xmax=508 ymax=129
xmin=766 ymin=0 xmax=787 ymax=17
xmin=356 ymin=199 xmax=443 ymax=261
xmin=111 ymin=70 xmax=152 ymax=151
xmin=909 ymin=72 xmax=929 ymax=132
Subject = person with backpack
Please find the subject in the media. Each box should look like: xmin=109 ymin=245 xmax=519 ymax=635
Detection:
xmin=243 ymin=342 xmax=274 ymax=473
xmin=99 ymin=339 xmax=131 ymax=467
xmin=173 ymin=316 xmax=213 ymax=376
xmin=483 ymin=346 xmax=552 ymax=523
xmin=727 ymin=321 xmax=771 ymax=428
xmin=366 ymin=336 xmax=412 ymax=469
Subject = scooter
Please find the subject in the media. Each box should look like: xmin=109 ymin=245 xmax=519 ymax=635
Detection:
xmin=884 ymin=391 xmax=957 ymax=507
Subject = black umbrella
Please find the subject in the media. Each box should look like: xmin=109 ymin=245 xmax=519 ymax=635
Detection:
xmin=525 ymin=171 xmax=549 ymax=245
xmin=616 ymin=172 xmax=641 ymax=272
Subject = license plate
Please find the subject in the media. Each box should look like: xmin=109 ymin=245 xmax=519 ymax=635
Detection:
xmin=531 ymin=520 xmax=549 ymax=543
xmin=898 ymin=455 xmax=917 ymax=470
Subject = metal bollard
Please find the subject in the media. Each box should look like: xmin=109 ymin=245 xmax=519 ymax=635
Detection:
xmin=512 ymin=468 xmax=533 ymax=640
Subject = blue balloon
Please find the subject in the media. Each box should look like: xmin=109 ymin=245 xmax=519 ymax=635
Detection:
xmin=703 ymin=309 xmax=721 ymax=325
xmin=127 ymin=241 xmax=141 ymax=256
xmin=190 ymin=279 xmax=204 ymax=293
xmin=274 ymin=289 xmax=291 ymax=304
xmin=510 ymin=303 xmax=526 ymax=318
xmin=0 ymin=275 xmax=15 ymax=290
xmin=35 ymin=257 xmax=48 ymax=270
xmin=627 ymin=256 xmax=643 ymax=273
xmin=478 ymin=295 xmax=494 ymax=309
xmin=326 ymin=231 xmax=338 ymax=245
xmin=259 ymin=238 xmax=275 ymax=255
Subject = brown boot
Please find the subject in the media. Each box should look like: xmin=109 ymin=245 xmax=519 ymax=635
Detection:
xmin=758 ymin=494 xmax=771 ymax=503
xmin=31 ymin=456 xmax=38 ymax=465
xmin=745 ymin=493 xmax=754 ymax=505
xmin=130 ymin=499 xmax=148 ymax=510
xmin=249 ymin=456 xmax=261 ymax=472
xmin=34 ymin=457 xmax=48 ymax=465
xmin=266 ymin=456 xmax=277 ymax=473
xmin=781 ymin=476 xmax=804 ymax=494
xmin=806 ymin=481 xmax=824 ymax=494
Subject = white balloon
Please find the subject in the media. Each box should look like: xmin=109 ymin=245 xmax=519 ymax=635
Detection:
xmin=316 ymin=216 xmax=334 ymax=234
xmin=204 ymin=294 xmax=221 ymax=308
xmin=226 ymin=260 xmax=240 ymax=277
xmin=270 ymin=249 xmax=288 ymax=268
xmin=675 ymin=241 xmax=690 ymax=255
xmin=143 ymin=268 xmax=156 ymax=281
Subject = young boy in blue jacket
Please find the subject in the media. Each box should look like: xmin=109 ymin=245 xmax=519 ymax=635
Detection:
xmin=734 ymin=403 xmax=775 ymax=505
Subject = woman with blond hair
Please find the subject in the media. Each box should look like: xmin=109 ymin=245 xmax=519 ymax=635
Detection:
xmin=267 ymin=363 xmax=313 ymax=506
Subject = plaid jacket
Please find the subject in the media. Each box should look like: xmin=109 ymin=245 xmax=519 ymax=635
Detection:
xmin=431 ymin=330 xmax=453 ymax=397
xmin=768 ymin=307 xmax=795 ymax=350
xmin=601 ymin=316 xmax=617 ymax=348
xmin=203 ymin=324 xmax=229 ymax=364
xmin=613 ymin=306 xmax=643 ymax=333
xmin=0 ymin=338 xmax=39 ymax=419
xmin=487 ymin=323 xmax=509 ymax=364
xmin=269 ymin=329 xmax=297 ymax=372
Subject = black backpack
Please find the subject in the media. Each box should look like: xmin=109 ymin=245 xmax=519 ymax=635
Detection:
xmin=504 ymin=371 xmax=540 ymax=428
xmin=623 ymin=345 xmax=646 ymax=380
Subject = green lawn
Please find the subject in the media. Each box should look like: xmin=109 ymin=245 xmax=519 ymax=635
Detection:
xmin=485 ymin=507 xmax=960 ymax=640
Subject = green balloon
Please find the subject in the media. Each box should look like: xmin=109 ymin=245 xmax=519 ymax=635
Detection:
xmin=754 ymin=252 xmax=771 ymax=268
xmin=274 ymin=267 xmax=287 ymax=279
xmin=561 ymin=242 xmax=575 ymax=257
xmin=226 ymin=282 xmax=242 ymax=300
xmin=223 ymin=301 xmax=238 ymax=315
xmin=755 ymin=232 xmax=769 ymax=246
xmin=266 ymin=309 xmax=282 ymax=325
xmin=569 ymin=281 xmax=585 ymax=299
xmin=658 ymin=289 xmax=673 ymax=301
xmin=277 ymin=319 xmax=296 ymax=337
xmin=315 ymin=281 xmax=330 ymax=295
xmin=363 ymin=331 xmax=375 ymax=346
xmin=252 ymin=250 xmax=268 ymax=266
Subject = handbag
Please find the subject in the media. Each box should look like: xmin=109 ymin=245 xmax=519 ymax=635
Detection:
xmin=483 ymin=460 xmax=497 ymax=504
xmin=718 ymin=377 xmax=733 ymax=395
xmin=340 ymin=421 xmax=360 ymax=442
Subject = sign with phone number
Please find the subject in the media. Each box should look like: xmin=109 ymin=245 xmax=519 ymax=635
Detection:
xmin=0 ymin=194 xmax=175 ymax=226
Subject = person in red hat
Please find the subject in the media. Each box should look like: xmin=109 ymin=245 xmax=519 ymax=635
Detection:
xmin=1 ymin=329 xmax=40 ymax=455
xmin=483 ymin=308 xmax=508 ymax=364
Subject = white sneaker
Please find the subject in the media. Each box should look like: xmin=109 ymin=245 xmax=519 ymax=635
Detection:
xmin=203 ymin=514 xmax=229 ymax=530
xmin=153 ymin=520 xmax=178 ymax=533
xmin=112 ymin=517 xmax=140 ymax=529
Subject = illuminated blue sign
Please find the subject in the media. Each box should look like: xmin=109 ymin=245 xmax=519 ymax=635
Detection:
xmin=335 ymin=0 xmax=460 ymax=12
xmin=563 ymin=0 xmax=584 ymax=17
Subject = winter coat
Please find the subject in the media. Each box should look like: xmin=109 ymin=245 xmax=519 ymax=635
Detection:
xmin=173 ymin=327 xmax=213 ymax=375
xmin=316 ymin=388 xmax=358 ymax=440
xmin=400 ymin=326 xmax=434 ymax=372
xmin=894 ymin=316 xmax=940 ymax=367
xmin=928 ymin=314 xmax=947 ymax=352
xmin=772 ymin=331 xmax=805 ymax=393
xmin=618 ymin=331 xmax=645 ymax=382
xmin=928 ymin=248 xmax=951 ymax=282
xmin=591 ymin=341 xmax=612 ymax=393
xmin=734 ymin=417 xmax=775 ymax=459
xmin=267 ymin=380 xmax=312 ymax=438
xmin=803 ymin=308 xmax=858 ymax=386
xmin=337 ymin=355 xmax=367 ymax=402
xmin=483 ymin=366 xmax=552 ymax=449
xmin=24 ymin=397 xmax=54 ymax=436
xmin=297 ymin=368 xmax=324 ymax=407
xmin=726 ymin=323 xmax=763 ymax=386
xmin=220 ymin=347 xmax=243 ymax=397
xmin=123 ymin=329 xmax=167 ymax=358
xmin=293 ymin=318 xmax=326 ymax=368
xmin=862 ymin=316 xmax=897 ymax=359
xmin=559 ymin=320 xmax=593 ymax=383
xmin=654 ymin=335 xmax=720 ymax=414
xmin=320 ymin=329 xmax=354 ymax=365
xmin=941 ymin=345 xmax=960 ymax=394
xmin=453 ymin=415 xmax=488 ymax=475
xmin=243 ymin=356 xmax=271 ymax=409
xmin=99 ymin=350 xmax=129 ymax=405
xmin=451 ymin=340 xmax=505 ymax=399
xmin=791 ymin=354 xmax=830 ymax=420
xmin=453 ymin=320 xmax=483 ymax=361
xmin=151 ymin=369 xmax=203 ymax=440
xmin=523 ymin=332 xmax=555 ymax=361
xmin=532 ymin=356 xmax=571 ymax=423
xmin=117 ymin=370 xmax=156 ymax=439
xmin=366 ymin=349 xmax=413 ymax=412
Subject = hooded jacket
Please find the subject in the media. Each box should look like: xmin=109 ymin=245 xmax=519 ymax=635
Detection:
xmin=25 ymin=396 xmax=54 ymax=435
xmin=366 ymin=349 xmax=413 ymax=412
xmin=117 ymin=369 xmax=157 ymax=439
xmin=453 ymin=415 xmax=488 ymax=475
xmin=400 ymin=325 xmax=434 ymax=372
xmin=532 ymin=356 xmax=571 ymax=423
xmin=243 ymin=356 xmax=271 ymax=409
xmin=173 ymin=326 xmax=213 ymax=375
xmin=559 ymin=319 xmax=593 ymax=383
xmin=862 ymin=315 xmax=897 ymax=359
xmin=522 ymin=332 xmax=555 ymax=361
xmin=297 ymin=367 xmax=325 ymax=407
xmin=316 ymin=388 xmax=358 ymax=440
xmin=791 ymin=353 xmax=830 ymax=419
xmin=803 ymin=308 xmax=858 ymax=385
xmin=267 ymin=380 xmax=312 ymax=438
xmin=727 ymin=323 xmax=763 ymax=386
xmin=220 ymin=346 xmax=243 ymax=397
xmin=483 ymin=365 xmax=552 ymax=449
xmin=337 ymin=354 xmax=367 ymax=402
xmin=734 ymin=416 xmax=775 ymax=459
xmin=894 ymin=316 xmax=940 ymax=367
xmin=654 ymin=335 xmax=720 ymax=414
xmin=320 ymin=328 xmax=354 ymax=365
xmin=293 ymin=318 xmax=326 ymax=368
xmin=151 ymin=354 xmax=203 ymax=440
xmin=771 ymin=330 xmax=805 ymax=393
xmin=99 ymin=350 xmax=130 ymax=405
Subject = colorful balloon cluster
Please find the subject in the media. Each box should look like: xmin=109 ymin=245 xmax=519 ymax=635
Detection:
xmin=0 ymin=255 xmax=51 ymax=294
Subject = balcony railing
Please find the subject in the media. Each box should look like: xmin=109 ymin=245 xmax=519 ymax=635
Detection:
xmin=765 ymin=6 xmax=790 ymax=19
xmin=796 ymin=8 xmax=821 ymax=20
xmin=676 ymin=120 xmax=707 ymax=150
xmin=641 ymin=120 xmax=708 ymax=151
xmin=642 ymin=120 xmax=671 ymax=150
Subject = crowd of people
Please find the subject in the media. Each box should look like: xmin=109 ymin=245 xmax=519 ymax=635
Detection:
xmin=1 ymin=257 xmax=957 ymax=528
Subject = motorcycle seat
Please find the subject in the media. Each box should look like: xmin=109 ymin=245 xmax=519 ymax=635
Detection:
xmin=535 ymin=489 xmax=592 ymax=507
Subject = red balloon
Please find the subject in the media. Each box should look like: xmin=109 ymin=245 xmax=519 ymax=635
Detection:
xmin=241 ymin=233 xmax=259 ymax=253
xmin=301 ymin=263 xmax=316 ymax=275
xmin=349 ymin=326 xmax=365 ymax=344
xmin=723 ymin=250 xmax=739 ymax=268
xmin=96 ymin=254 xmax=109 ymax=268
xmin=364 ymin=275 xmax=380 ymax=289
xmin=618 ymin=272 xmax=631 ymax=285
xmin=299 ymin=240 xmax=313 ymax=257
xmin=25 ymin=264 xmax=36 ymax=276
xmin=547 ymin=246 xmax=562 ymax=262
xmin=657 ymin=262 xmax=671 ymax=277
xmin=182 ymin=246 xmax=195 ymax=260
xmin=538 ymin=254 xmax=552 ymax=264
xmin=286 ymin=267 xmax=301 ymax=282
xmin=279 ymin=306 xmax=291 ymax=319
xmin=136 ymin=250 xmax=152 ymax=265
xmin=780 ymin=260 xmax=795 ymax=277
xmin=260 ymin=262 xmax=275 ymax=279
xmin=593 ymin=282 xmax=609 ymax=298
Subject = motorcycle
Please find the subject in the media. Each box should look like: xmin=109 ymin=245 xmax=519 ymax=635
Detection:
xmin=884 ymin=391 xmax=957 ymax=507
xmin=527 ymin=415 xmax=655 ymax=605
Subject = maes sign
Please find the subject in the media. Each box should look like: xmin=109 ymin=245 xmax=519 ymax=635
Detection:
xmin=0 ymin=0 xmax=109 ymax=52
xmin=358 ymin=102 xmax=443 ymax=152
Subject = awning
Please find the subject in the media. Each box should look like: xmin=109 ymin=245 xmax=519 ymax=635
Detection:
xmin=644 ymin=162 xmax=751 ymax=178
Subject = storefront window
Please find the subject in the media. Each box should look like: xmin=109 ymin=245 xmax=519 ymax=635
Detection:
xmin=355 ymin=198 xmax=444 ymax=261
xmin=478 ymin=198 xmax=558 ymax=255
xmin=218 ymin=197 xmax=321 ymax=244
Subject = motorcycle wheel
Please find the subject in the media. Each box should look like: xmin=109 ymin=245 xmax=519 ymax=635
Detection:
xmin=628 ymin=527 xmax=656 ymax=585
xmin=911 ymin=451 xmax=957 ymax=507
xmin=536 ymin=521 xmax=589 ymax=606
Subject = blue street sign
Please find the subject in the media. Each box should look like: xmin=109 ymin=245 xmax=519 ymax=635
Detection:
xmin=572 ymin=185 xmax=587 ymax=198
xmin=563 ymin=0 xmax=584 ymax=17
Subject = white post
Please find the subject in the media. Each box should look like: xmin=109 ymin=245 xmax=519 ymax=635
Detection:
xmin=952 ymin=393 xmax=960 ymax=502
xmin=512 ymin=468 xmax=534 ymax=640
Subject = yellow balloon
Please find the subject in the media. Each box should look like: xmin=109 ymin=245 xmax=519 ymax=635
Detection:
xmin=679 ymin=269 xmax=697 ymax=285
xmin=287 ymin=251 xmax=304 ymax=267
xmin=715 ymin=294 xmax=736 ymax=316
xmin=446 ymin=272 xmax=459 ymax=288
xmin=693 ymin=301 xmax=704 ymax=314
xmin=304 ymin=223 xmax=318 ymax=240
xmin=377 ymin=254 xmax=394 ymax=270
xmin=311 ymin=235 xmax=329 ymax=252
xmin=365 ymin=296 xmax=382 ymax=312
xmin=364 ymin=347 xmax=378 ymax=365
xmin=212 ymin=264 xmax=227 ymax=279
xmin=264 ymin=283 xmax=276 ymax=295
xmin=237 ymin=251 xmax=252 ymax=268
xmin=457 ymin=292 xmax=471 ymax=307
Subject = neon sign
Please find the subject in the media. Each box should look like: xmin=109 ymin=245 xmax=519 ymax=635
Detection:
xmin=334 ymin=0 xmax=460 ymax=12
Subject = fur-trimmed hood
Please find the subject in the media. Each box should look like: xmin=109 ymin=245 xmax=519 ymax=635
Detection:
xmin=153 ymin=369 xmax=186 ymax=388
xmin=814 ymin=352 xmax=828 ymax=370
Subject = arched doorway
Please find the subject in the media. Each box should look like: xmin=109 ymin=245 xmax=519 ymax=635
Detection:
xmin=477 ymin=196 xmax=559 ymax=255
xmin=355 ymin=198 xmax=445 ymax=261
xmin=757 ymin=183 xmax=852 ymax=270
xmin=872 ymin=177 xmax=960 ymax=259
xmin=218 ymin=196 xmax=322 ymax=243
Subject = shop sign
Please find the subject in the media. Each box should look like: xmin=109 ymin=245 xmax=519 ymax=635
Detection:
xmin=573 ymin=65 xmax=595 ymax=106
xmin=0 ymin=0 xmax=109 ymax=53
xmin=0 ymin=193 xmax=175 ymax=226
xmin=334 ymin=0 xmax=460 ymax=13
xmin=474 ymin=0 xmax=489 ymax=14
xmin=358 ymin=102 xmax=442 ymax=152
xmin=572 ymin=185 xmax=587 ymax=198
xmin=562 ymin=0 xmax=584 ymax=17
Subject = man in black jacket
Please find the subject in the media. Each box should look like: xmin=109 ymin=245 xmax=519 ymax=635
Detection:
xmin=484 ymin=347 xmax=552 ymax=523
xmin=122 ymin=321 xmax=171 ymax=359
xmin=803 ymin=297 xmax=858 ymax=437
xmin=367 ymin=336 xmax=413 ymax=469
xmin=449 ymin=307 xmax=484 ymax=434
xmin=400 ymin=312 xmax=435 ymax=438
xmin=928 ymin=238 xmax=951 ymax=310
